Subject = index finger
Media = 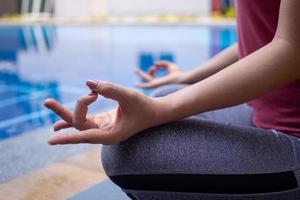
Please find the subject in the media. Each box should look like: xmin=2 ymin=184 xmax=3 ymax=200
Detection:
xmin=134 ymin=68 xmax=153 ymax=81
xmin=48 ymin=129 xmax=114 ymax=145
xmin=44 ymin=98 xmax=73 ymax=123
xmin=148 ymin=61 xmax=170 ymax=75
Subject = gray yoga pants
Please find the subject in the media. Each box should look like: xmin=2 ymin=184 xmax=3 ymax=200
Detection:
xmin=101 ymin=84 xmax=300 ymax=199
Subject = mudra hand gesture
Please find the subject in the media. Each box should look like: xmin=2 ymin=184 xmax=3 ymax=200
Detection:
xmin=44 ymin=80 xmax=160 ymax=145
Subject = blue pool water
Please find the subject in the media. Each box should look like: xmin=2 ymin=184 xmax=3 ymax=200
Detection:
xmin=0 ymin=25 xmax=236 ymax=140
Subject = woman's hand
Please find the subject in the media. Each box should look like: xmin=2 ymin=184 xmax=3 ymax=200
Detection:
xmin=135 ymin=60 xmax=184 ymax=88
xmin=44 ymin=80 xmax=160 ymax=145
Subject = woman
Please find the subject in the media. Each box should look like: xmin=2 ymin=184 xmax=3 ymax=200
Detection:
xmin=44 ymin=0 xmax=300 ymax=199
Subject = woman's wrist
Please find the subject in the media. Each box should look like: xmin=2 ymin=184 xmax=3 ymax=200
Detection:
xmin=176 ymin=71 xmax=200 ymax=84
xmin=151 ymin=95 xmax=179 ymax=126
xmin=175 ymin=71 xmax=189 ymax=84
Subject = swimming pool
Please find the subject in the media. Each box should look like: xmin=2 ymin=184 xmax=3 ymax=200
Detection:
xmin=0 ymin=25 xmax=236 ymax=140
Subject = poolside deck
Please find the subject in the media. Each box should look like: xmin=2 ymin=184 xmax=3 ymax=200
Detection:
xmin=0 ymin=123 xmax=114 ymax=200
xmin=0 ymin=147 xmax=106 ymax=200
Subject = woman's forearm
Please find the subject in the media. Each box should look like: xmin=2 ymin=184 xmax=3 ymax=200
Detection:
xmin=180 ymin=43 xmax=239 ymax=84
xmin=155 ymin=38 xmax=300 ymax=124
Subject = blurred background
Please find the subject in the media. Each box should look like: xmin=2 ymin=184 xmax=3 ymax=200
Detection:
xmin=0 ymin=0 xmax=235 ymax=22
xmin=0 ymin=1 xmax=237 ymax=200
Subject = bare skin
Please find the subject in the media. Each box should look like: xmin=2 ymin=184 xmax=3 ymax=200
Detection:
xmin=45 ymin=0 xmax=300 ymax=145
xmin=135 ymin=43 xmax=238 ymax=88
xmin=44 ymin=80 xmax=159 ymax=145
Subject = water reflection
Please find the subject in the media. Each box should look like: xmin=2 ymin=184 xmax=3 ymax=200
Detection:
xmin=210 ymin=27 xmax=236 ymax=56
xmin=0 ymin=25 xmax=236 ymax=140
xmin=0 ymin=26 xmax=59 ymax=139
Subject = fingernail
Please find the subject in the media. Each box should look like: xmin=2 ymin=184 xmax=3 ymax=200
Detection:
xmin=86 ymin=80 xmax=98 ymax=90
xmin=43 ymin=98 xmax=53 ymax=108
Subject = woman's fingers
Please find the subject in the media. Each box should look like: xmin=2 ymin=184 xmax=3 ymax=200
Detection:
xmin=44 ymin=96 xmax=98 ymax=131
xmin=136 ymin=76 xmax=171 ymax=88
xmin=136 ymin=81 xmax=157 ymax=88
xmin=148 ymin=61 xmax=170 ymax=75
xmin=86 ymin=80 xmax=137 ymax=106
xmin=48 ymin=129 xmax=119 ymax=145
xmin=154 ymin=60 xmax=171 ymax=67
xmin=148 ymin=66 xmax=159 ymax=76
xmin=53 ymin=120 xmax=71 ymax=131
xmin=44 ymin=99 xmax=73 ymax=123
xmin=134 ymin=68 xmax=153 ymax=81
xmin=73 ymin=93 xmax=98 ymax=130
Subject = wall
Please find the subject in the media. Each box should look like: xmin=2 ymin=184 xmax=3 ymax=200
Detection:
xmin=53 ymin=0 xmax=210 ymax=18
xmin=54 ymin=0 xmax=107 ymax=18
xmin=108 ymin=0 xmax=211 ymax=17
xmin=0 ymin=0 xmax=21 ymax=16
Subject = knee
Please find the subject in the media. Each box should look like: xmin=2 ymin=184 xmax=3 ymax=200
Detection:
xmin=100 ymin=118 xmax=211 ymax=177
xmin=100 ymin=121 xmax=186 ymax=177
xmin=100 ymin=125 xmax=168 ymax=177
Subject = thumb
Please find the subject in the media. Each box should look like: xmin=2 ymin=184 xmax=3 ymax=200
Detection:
xmin=86 ymin=80 xmax=135 ymax=104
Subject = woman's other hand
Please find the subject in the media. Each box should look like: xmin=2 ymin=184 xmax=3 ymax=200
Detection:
xmin=135 ymin=60 xmax=184 ymax=88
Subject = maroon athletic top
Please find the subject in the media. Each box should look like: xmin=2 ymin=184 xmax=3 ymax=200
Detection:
xmin=236 ymin=0 xmax=300 ymax=136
